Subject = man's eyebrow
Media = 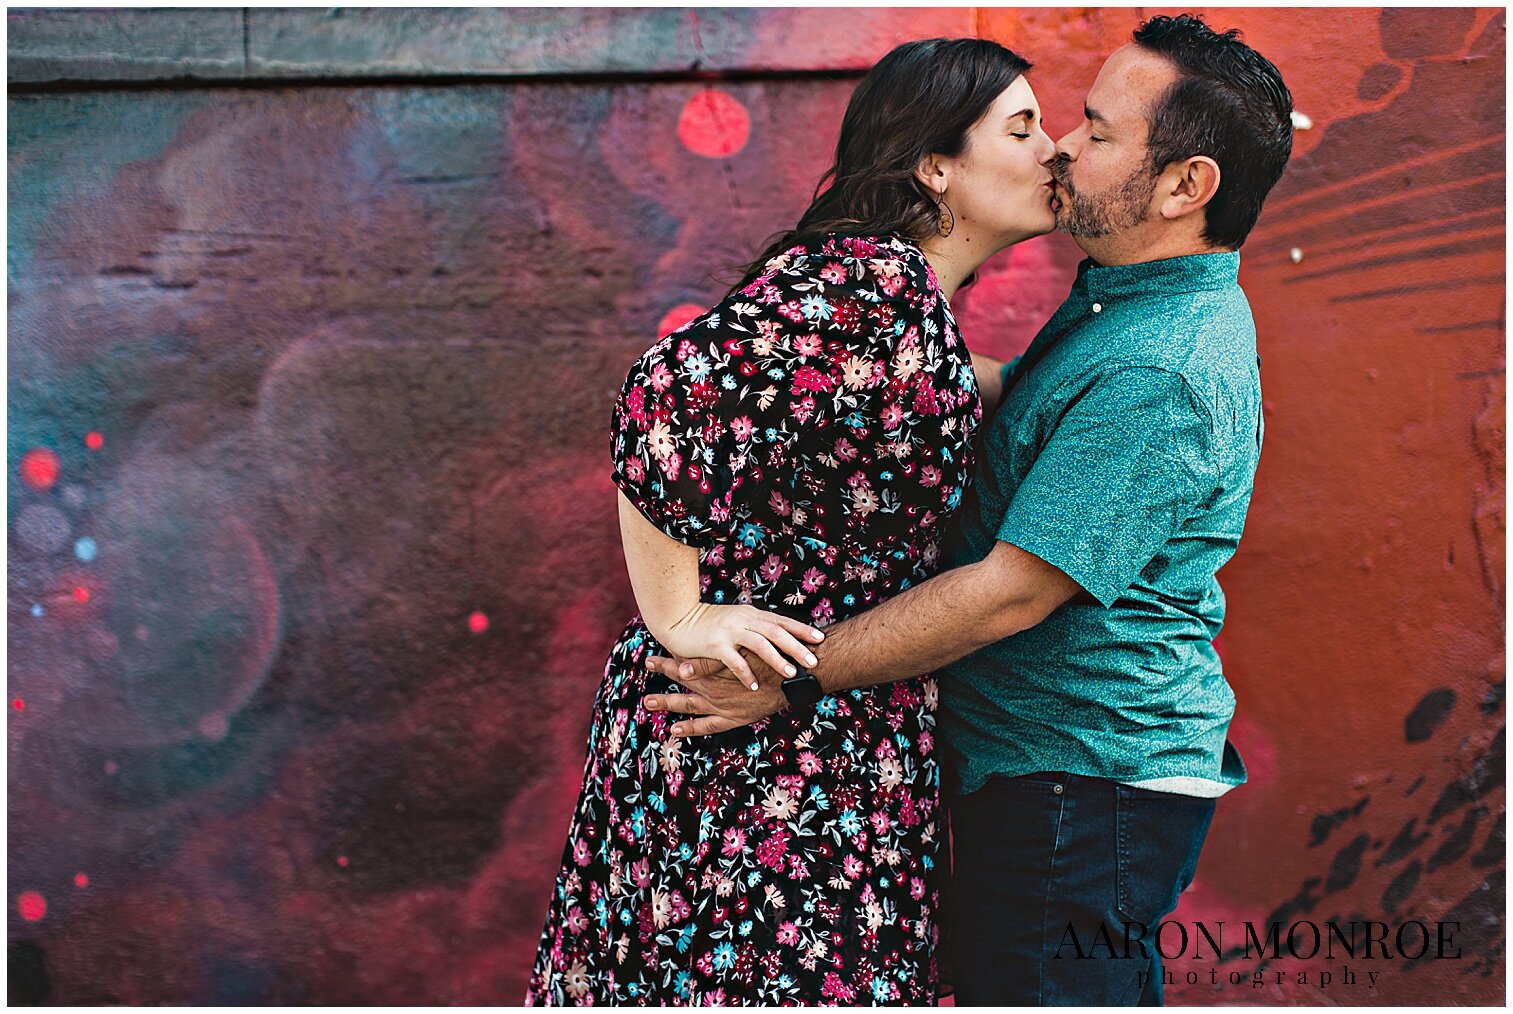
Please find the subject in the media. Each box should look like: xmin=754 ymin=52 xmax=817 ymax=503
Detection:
xmin=1084 ymin=104 xmax=1106 ymax=123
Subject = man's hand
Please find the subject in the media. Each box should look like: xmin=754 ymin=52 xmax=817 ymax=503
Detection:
xmin=642 ymin=656 xmax=786 ymax=737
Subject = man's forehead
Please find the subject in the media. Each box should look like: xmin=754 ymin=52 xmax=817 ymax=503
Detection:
xmin=1089 ymin=43 xmax=1182 ymax=122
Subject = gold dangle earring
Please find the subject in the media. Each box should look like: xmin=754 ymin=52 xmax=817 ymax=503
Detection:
xmin=935 ymin=196 xmax=955 ymax=238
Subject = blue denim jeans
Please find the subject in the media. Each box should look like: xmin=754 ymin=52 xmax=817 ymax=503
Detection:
xmin=944 ymin=771 xmax=1217 ymax=1006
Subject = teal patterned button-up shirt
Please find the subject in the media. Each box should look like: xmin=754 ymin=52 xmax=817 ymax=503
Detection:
xmin=941 ymin=251 xmax=1261 ymax=797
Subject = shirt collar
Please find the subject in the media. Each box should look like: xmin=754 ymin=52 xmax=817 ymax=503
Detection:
xmin=1074 ymin=250 xmax=1240 ymax=303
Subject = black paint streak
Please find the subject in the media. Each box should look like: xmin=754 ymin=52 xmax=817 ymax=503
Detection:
xmin=1326 ymin=833 xmax=1370 ymax=893
xmin=1308 ymin=796 xmax=1370 ymax=847
xmin=1405 ymin=687 xmax=1457 ymax=742
xmin=1428 ymin=726 xmax=1505 ymax=824
xmin=1382 ymin=859 xmax=1423 ymax=912
xmin=1406 ymin=773 xmax=1426 ymax=796
xmin=1403 ymin=869 xmax=1505 ymax=974
xmin=1471 ymin=812 xmax=1504 ymax=869
xmin=1427 ymin=806 xmax=1490 ymax=873
xmin=1480 ymin=680 xmax=1505 ymax=716
xmin=1376 ymin=817 xmax=1431 ymax=868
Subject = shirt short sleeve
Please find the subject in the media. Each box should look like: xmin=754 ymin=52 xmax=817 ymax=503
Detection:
xmin=611 ymin=238 xmax=917 ymax=549
xmin=996 ymin=366 xmax=1217 ymax=607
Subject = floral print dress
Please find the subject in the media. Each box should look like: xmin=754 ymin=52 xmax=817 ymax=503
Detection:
xmin=527 ymin=234 xmax=982 ymax=1005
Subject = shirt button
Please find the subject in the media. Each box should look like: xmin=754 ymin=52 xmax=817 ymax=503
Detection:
xmin=1053 ymin=784 xmax=1064 ymax=794
xmin=1092 ymin=302 xmax=1103 ymax=313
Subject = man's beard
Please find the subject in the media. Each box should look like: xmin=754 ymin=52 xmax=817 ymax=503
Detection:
xmin=1050 ymin=156 xmax=1158 ymax=238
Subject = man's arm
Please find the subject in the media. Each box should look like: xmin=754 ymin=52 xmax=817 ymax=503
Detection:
xmin=644 ymin=538 xmax=1080 ymax=736
xmin=804 ymin=538 xmax=1079 ymax=694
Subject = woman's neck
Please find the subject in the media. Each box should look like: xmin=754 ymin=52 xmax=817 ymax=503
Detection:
xmin=917 ymin=230 xmax=996 ymax=302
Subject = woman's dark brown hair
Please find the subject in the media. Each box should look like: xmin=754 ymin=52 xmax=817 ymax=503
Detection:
xmin=732 ymin=37 xmax=1032 ymax=290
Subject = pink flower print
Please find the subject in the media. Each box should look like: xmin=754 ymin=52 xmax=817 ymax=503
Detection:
xmin=913 ymin=377 xmax=940 ymax=415
xmin=623 ymin=457 xmax=645 ymax=483
xmin=759 ymin=555 xmax=785 ymax=583
xmin=632 ymin=858 xmax=651 ymax=889
xmin=791 ymin=365 xmax=835 ymax=394
xmin=565 ymin=906 xmax=589 ymax=933
xmin=791 ymin=332 xmax=823 ymax=357
xmin=574 ymin=839 xmax=592 ymax=866
xmin=623 ymin=384 xmax=648 ymax=425
xmin=648 ymin=361 xmax=674 ymax=392
xmin=768 ymin=490 xmax=791 ymax=517
xmin=755 ymin=827 xmax=790 ymax=870
xmin=793 ymin=395 xmax=817 ymax=424
xmin=730 ymin=415 xmax=754 ymax=441
xmin=775 ymin=774 xmax=804 ymax=794
xmin=821 ymin=972 xmax=857 ymax=1003
xmin=870 ymin=810 xmax=892 ymax=835
xmin=798 ymin=750 xmax=823 ymax=775
xmin=879 ymin=403 xmax=904 ymax=430
xmin=777 ymin=299 xmax=805 ymax=322
xmin=842 ymin=855 xmax=865 ymax=880
xmin=722 ymin=826 xmax=748 ymax=857
xmin=847 ymin=237 xmax=879 ymax=259
xmin=819 ymin=261 xmax=847 ymax=285
xmin=919 ymin=465 xmax=942 ymax=487
xmin=834 ymin=437 xmax=858 ymax=461
xmin=810 ymin=598 xmax=834 ymax=625
xmin=787 ymin=855 xmax=809 ymax=880
xmin=777 ymin=921 xmax=800 ymax=946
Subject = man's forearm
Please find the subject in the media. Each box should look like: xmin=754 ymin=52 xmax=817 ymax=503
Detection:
xmin=716 ymin=541 xmax=1077 ymax=695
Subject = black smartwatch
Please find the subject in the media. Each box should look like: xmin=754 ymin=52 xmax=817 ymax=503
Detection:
xmin=781 ymin=666 xmax=825 ymax=710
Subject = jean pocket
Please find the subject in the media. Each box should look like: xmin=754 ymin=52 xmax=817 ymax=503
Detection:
xmin=1114 ymin=785 xmax=1217 ymax=925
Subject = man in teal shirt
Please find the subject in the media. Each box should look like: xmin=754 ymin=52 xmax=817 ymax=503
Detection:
xmin=645 ymin=12 xmax=1293 ymax=1006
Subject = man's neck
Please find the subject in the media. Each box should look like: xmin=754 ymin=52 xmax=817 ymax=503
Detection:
xmin=1076 ymin=228 xmax=1229 ymax=267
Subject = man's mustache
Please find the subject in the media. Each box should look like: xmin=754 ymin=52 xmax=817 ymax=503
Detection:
xmin=1047 ymin=152 xmax=1074 ymax=189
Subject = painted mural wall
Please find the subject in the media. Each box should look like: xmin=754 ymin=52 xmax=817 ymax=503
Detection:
xmin=8 ymin=7 xmax=1504 ymax=1005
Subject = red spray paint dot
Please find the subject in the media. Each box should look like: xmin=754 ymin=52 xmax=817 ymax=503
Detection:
xmin=72 ymin=586 xmax=91 ymax=603
xmin=73 ymin=873 xmax=89 ymax=889
xmin=20 ymin=448 xmax=60 ymax=491
xmin=468 ymin=611 xmax=489 ymax=634
xmin=677 ymin=89 xmax=751 ymax=159
xmin=336 ymin=855 xmax=349 ymax=868
xmin=17 ymin=891 xmax=46 ymax=922
xmin=658 ymin=304 xmax=706 ymax=339
xmin=11 ymin=698 xmax=24 ymax=712
xmin=84 ymin=432 xmax=104 ymax=451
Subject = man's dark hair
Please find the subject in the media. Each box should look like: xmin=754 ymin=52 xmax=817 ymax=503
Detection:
xmin=1133 ymin=13 xmax=1293 ymax=248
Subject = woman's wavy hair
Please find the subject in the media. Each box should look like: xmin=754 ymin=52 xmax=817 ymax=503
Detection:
xmin=731 ymin=37 xmax=1031 ymax=291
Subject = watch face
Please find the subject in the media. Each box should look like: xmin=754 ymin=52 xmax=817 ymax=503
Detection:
xmin=783 ymin=673 xmax=824 ymax=709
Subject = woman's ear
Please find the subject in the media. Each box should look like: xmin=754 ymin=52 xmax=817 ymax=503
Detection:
xmin=914 ymin=153 xmax=948 ymax=198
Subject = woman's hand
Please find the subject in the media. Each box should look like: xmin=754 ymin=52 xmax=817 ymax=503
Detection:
xmin=658 ymin=603 xmax=824 ymax=691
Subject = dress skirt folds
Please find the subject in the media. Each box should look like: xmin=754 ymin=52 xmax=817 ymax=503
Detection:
xmin=526 ymin=234 xmax=983 ymax=1005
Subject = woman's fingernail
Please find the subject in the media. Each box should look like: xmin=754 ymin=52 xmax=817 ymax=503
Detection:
xmin=750 ymin=681 xmax=760 ymax=691
xmin=785 ymin=664 xmax=797 ymax=677
xmin=673 ymin=725 xmax=684 ymax=737
xmin=645 ymin=657 xmax=656 ymax=669
xmin=813 ymin=630 xmax=825 ymax=640
xmin=806 ymin=654 xmax=818 ymax=666
xmin=681 ymin=665 xmax=694 ymax=678
xmin=646 ymin=698 xmax=659 ymax=710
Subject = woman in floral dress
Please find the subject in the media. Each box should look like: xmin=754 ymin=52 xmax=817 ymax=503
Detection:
xmin=528 ymin=37 xmax=1060 ymax=1005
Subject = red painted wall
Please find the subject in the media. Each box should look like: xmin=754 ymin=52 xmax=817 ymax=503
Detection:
xmin=8 ymin=7 xmax=1503 ymax=1004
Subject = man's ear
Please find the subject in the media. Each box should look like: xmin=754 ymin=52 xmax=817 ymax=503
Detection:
xmin=914 ymin=153 xmax=948 ymax=198
xmin=1158 ymin=155 xmax=1220 ymax=221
